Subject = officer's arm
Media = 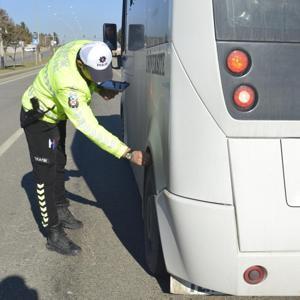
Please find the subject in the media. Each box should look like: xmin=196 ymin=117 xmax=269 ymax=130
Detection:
xmin=56 ymin=89 xmax=128 ymax=158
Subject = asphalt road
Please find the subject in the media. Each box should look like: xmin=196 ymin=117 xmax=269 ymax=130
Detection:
xmin=0 ymin=70 xmax=297 ymax=300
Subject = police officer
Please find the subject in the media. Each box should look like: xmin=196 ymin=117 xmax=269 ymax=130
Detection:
xmin=20 ymin=40 xmax=147 ymax=256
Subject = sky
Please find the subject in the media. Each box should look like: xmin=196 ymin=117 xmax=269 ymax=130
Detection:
xmin=0 ymin=0 xmax=123 ymax=43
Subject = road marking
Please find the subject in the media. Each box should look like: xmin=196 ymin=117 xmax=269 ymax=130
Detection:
xmin=0 ymin=128 xmax=24 ymax=158
xmin=0 ymin=69 xmax=119 ymax=157
xmin=0 ymin=70 xmax=39 ymax=86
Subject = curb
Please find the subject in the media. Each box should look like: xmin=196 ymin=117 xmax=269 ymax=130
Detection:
xmin=0 ymin=65 xmax=43 ymax=80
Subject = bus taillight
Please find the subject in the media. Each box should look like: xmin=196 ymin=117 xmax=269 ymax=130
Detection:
xmin=233 ymin=85 xmax=257 ymax=111
xmin=227 ymin=50 xmax=250 ymax=75
xmin=244 ymin=266 xmax=267 ymax=285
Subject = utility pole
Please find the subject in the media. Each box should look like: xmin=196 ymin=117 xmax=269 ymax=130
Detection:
xmin=32 ymin=31 xmax=40 ymax=65
xmin=0 ymin=27 xmax=5 ymax=69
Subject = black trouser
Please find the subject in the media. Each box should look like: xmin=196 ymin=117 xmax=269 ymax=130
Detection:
xmin=21 ymin=108 xmax=69 ymax=230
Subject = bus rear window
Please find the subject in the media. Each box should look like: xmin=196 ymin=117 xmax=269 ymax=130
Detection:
xmin=213 ymin=0 xmax=300 ymax=42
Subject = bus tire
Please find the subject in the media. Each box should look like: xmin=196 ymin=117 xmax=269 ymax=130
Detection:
xmin=120 ymin=102 xmax=128 ymax=143
xmin=143 ymin=164 xmax=167 ymax=278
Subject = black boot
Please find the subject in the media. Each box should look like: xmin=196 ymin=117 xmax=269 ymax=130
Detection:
xmin=57 ymin=206 xmax=83 ymax=230
xmin=46 ymin=224 xmax=81 ymax=256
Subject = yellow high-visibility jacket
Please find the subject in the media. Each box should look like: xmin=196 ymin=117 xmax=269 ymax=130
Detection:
xmin=22 ymin=40 xmax=128 ymax=158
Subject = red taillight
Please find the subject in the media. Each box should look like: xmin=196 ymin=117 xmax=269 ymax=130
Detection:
xmin=233 ymin=85 xmax=257 ymax=110
xmin=244 ymin=266 xmax=267 ymax=285
xmin=227 ymin=50 xmax=250 ymax=75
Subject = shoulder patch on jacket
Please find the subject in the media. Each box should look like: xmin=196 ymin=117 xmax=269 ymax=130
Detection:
xmin=68 ymin=92 xmax=79 ymax=108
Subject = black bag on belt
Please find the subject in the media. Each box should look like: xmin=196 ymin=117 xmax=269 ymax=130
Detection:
xmin=20 ymin=98 xmax=55 ymax=128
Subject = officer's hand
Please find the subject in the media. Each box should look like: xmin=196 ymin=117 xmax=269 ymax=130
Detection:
xmin=98 ymin=88 xmax=119 ymax=100
xmin=130 ymin=151 xmax=151 ymax=166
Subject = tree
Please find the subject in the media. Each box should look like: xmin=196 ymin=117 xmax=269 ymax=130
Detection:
xmin=38 ymin=33 xmax=52 ymax=47
xmin=0 ymin=8 xmax=15 ymax=51
xmin=19 ymin=21 xmax=32 ymax=44
xmin=1 ymin=13 xmax=32 ymax=67
xmin=0 ymin=12 xmax=31 ymax=50
xmin=0 ymin=8 xmax=56 ymax=68
xmin=6 ymin=24 xmax=26 ymax=67
xmin=0 ymin=9 xmax=11 ymax=30
xmin=2 ymin=21 xmax=15 ymax=51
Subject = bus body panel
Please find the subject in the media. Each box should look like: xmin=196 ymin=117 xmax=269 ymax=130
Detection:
xmin=122 ymin=0 xmax=147 ymax=195
xmin=157 ymin=191 xmax=238 ymax=294
xmin=123 ymin=44 xmax=172 ymax=195
xmin=230 ymin=139 xmax=300 ymax=252
xmin=172 ymin=0 xmax=300 ymax=137
xmin=282 ymin=139 xmax=300 ymax=207
xmin=145 ymin=44 xmax=172 ymax=194
xmin=122 ymin=0 xmax=300 ymax=295
xmin=169 ymin=46 xmax=233 ymax=205
xmin=123 ymin=0 xmax=172 ymax=195
xmin=123 ymin=49 xmax=148 ymax=194
xmin=158 ymin=190 xmax=300 ymax=296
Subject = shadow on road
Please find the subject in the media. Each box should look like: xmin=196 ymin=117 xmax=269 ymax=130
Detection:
xmin=0 ymin=275 xmax=38 ymax=300
xmin=20 ymin=115 xmax=168 ymax=293
xmin=70 ymin=115 xmax=169 ymax=293
xmin=20 ymin=170 xmax=82 ymax=238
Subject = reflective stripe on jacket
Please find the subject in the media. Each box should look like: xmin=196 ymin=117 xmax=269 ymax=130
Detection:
xmin=22 ymin=40 xmax=127 ymax=158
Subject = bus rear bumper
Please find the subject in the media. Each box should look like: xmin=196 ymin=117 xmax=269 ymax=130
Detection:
xmin=157 ymin=190 xmax=300 ymax=296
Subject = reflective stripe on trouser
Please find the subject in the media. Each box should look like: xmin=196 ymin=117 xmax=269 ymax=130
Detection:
xmin=36 ymin=182 xmax=49 ymax=227
xmin=21 ymin=110 xmax=69 ymax=229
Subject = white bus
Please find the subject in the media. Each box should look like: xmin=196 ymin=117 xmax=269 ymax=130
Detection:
xmin=104 ymin=0 xmax=300 ymax=296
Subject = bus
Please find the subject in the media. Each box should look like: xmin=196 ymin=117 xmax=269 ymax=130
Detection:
xmin=104 ymin=0 xmax=300 ymax=296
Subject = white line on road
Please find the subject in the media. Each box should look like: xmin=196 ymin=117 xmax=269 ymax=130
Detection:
xmin=0 ymin=70 xmax=39 ymax=86
xmin=0 ymin=128 xmax=24 ymax=158
xmin=0 ymin=69 xmax=117 ymax=157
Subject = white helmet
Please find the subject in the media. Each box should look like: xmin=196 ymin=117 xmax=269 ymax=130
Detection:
xmin=79 ymin=41 xmax=112 ymax=84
